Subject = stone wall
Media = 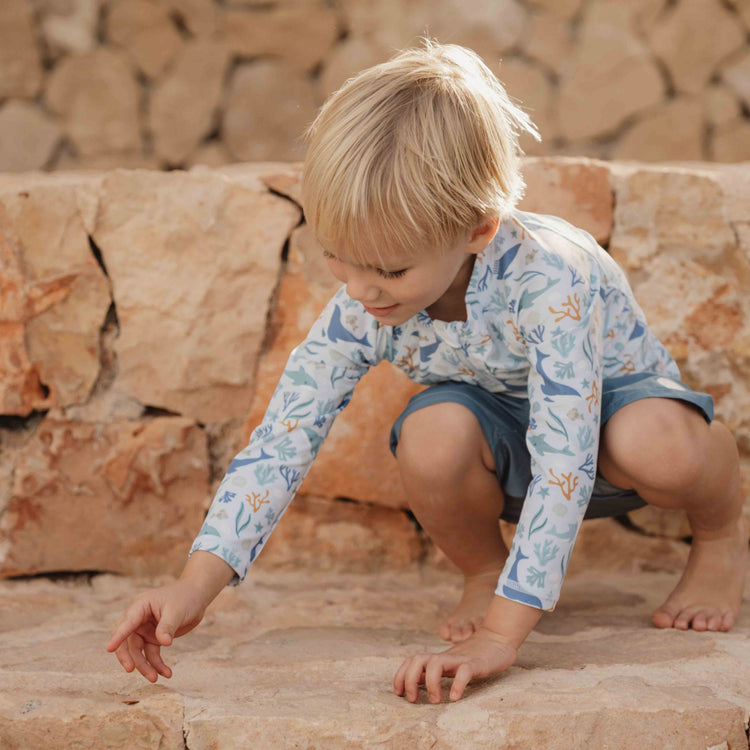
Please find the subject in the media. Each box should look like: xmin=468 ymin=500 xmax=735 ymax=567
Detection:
xmin=2 ymin=0 xmax=750 ymax=174
xmin=0 ymin=157 xmax=748 ymax=578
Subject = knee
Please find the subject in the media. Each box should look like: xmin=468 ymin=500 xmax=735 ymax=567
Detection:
xmin=603 ymin=403 xmax=708 ymax=493
xmin=396 ymin=403 xmax=493 ymax=491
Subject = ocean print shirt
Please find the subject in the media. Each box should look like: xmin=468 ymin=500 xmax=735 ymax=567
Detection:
xmin=190 ymin=210 xmax=679 ymax=611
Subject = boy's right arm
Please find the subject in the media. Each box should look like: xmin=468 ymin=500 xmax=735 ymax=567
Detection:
xmin=106 ymin=551 xmax=235 ymax=682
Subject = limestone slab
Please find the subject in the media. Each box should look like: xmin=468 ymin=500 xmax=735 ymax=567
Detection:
xmin=1 ymin=563 xmax=749 ymax=749
xmin=223 ymin=60 xmax=318 ymax=162
xmin=256 ymin=494 xmax=423 ymax=571
xmin=160 ymin=0 xmax=219 ymax=38
xmin=649 ymin=0 xmax=746 ymax=95
xmin=0 ymin=0 xmax=44 ymax=99
xmin=107 ymin=0 xmax=184 ymax=79
xmin=148 ymin=39 xmax=230 ymax=165
xmin=0 ymin=181 xmax=110 ymax=415
xmin=712 ymin=119 xmax=750 ymax=163
xmin=558 ymin=8 xmax=665 ymax=140
xmin=45 ymin=48 xmax=141 ymax=157
xmin=520 ymin=8 xmax=576 ymax=76
xmin=612 ymin=97 xmax=704 ymax=162
xmin=611 ymin=164 xmax=750 ymax=523
xmin=723 ymin=51 xmax=750 ymax=111
xmin=223 ymin=3 xmax=339 ymax=72
xmin=519 ymin=157 xmax=613 ymax=245
xmin=39 ymin=0 xmax=101 ymax=58
xmin=92 ymin=169 xmax=300 ymax=423
xmin=0 ymin=415 xmax=209 ymax=578
xmin=0 ymin=100 xmax=62 ymax=173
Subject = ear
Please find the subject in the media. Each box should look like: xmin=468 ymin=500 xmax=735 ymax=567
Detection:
xmin=466 ymin=216 xmax=500 ymax=254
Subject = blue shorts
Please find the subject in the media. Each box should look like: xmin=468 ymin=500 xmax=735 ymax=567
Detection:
xmin=389 ymin=373 xmax=714 ymax=524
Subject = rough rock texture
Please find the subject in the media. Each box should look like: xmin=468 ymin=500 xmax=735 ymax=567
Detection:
xmin=0 ymin=415 xmax=209 ymax=578
xmin=256 ymin=494 xmax=424 ymax=571
xmin=3 ymin=0 xmax=750 ymax=170
xmin=0 ymin=156 xmax=748 ymax=611
xmin=0 ymin=180 xmax=110 ymax=415
xmin=93 ymin=168 xmax=299 ymax=424
xmin=1 ymin=546 xmax=749 ymax=748
xmin=610 ymin=163 xmax=750 ymax=533
xmin=518 ymin=157 xmax=613 ymax=244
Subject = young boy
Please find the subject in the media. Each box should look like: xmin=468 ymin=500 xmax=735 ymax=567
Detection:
xmin=107 ymin=41 xmax=747 ymax=704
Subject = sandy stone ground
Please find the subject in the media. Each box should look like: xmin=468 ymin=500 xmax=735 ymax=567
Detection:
xmin=1 ymin=560 xmax=749 ymax=750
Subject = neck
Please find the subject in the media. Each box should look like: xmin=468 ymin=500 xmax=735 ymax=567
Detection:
xmin=426 ymin=255 xmax=476 ymax=323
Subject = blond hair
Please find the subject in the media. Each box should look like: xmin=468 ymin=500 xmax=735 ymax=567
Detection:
xmin=301 ymin=40 xmax=539 ymax=266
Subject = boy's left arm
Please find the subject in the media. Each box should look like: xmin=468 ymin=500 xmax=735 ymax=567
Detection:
xmin=395 ymin=248 xmax=606 ymax=702
xmin=394 ymin=596 xmax=542 ymax=703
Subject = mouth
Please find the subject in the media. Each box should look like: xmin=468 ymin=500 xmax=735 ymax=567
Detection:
xmin=364 ymin=303 xmax=399 ymax=317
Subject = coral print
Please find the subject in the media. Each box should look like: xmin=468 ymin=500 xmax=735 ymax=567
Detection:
xmin=191 ymin=210 xmax=678 ymax=611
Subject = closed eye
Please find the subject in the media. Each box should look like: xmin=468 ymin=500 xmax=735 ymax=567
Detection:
xmin=323 ymin=250 xmax=408 ymax=279
xmin=377 ymin=267 xmax=408 ymax=279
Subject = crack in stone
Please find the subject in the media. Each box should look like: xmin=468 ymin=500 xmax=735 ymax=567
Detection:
xmin=88 ymin=235 xmax=110 ymax=280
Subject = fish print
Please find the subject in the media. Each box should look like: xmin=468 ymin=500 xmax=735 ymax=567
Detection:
xmin=191 ymin=210 xmax=680 ymax=610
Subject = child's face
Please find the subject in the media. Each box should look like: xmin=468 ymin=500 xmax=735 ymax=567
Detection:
xmin=323 ymin=220 xmax=498 ymax=326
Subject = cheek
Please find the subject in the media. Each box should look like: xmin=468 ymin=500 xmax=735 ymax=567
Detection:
xmin=326 ymin=258 xmax=346 ymax=283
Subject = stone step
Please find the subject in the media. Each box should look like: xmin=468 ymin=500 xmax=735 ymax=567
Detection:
xmin=0 ymin=565 xmax=749 ymax=750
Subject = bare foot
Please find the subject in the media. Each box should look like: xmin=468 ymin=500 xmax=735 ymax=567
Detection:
xmin=440 ymin=570 xmax=501 ymax=643
xmin=652 ymin=518 xmax=749 ymax=632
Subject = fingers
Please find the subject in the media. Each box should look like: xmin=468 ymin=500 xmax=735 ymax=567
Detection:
xmin=449 ymin=663 xmax=474 ymax=702
xmin=114 ymin=635 xmax=172 ymax=682
xmin=425 ymin=658 xmax=447 ymax=704
xmin=127 ymin=635 xmax=160 ymax=683
xmin=394 ymin=654 xmax=467 ymax=704
xmin=106 ymin=600 xmax=151 ymax=653
xmin=394 ymin=654 xmax=427 ymax=703
xmin=154 ymin=603 xmax=179 ymax=647
xmin=144 ymin=642 xmax=172 ymax=679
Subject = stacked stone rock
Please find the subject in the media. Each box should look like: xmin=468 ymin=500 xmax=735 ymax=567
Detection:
xmin=1 ymin=0 xmax=750 ymax=173
xmin=0 ymin=158 xmax=748 ymax=579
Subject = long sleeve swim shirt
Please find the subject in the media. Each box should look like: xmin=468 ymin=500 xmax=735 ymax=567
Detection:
xmin=190 ymin=210 xmax=680 ymax=611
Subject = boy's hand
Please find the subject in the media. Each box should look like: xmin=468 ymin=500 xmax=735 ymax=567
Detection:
xmin=106 ymin=581 xmax=207 ymax=682
xmin=393 ymin=627 xmax=518 ymax=703
xmin=106 ymin=550 xmax=235 ymax=682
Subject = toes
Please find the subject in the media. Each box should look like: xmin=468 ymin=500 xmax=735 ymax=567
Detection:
xmin=720 ymin=610 xmax=736 ymax=632
xmin=691 ymin=612 xmax=708 ymax=631
xmin=706 ymin=614 xmax=724 ymax=631
xmin=651 ymin=606 xmax=678 ymax=629
xmin=674 ymin=606 xmax=703 ymax=630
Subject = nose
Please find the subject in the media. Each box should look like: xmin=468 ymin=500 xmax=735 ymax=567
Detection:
xmin=344 ymin=269 xmax=380 ymax=304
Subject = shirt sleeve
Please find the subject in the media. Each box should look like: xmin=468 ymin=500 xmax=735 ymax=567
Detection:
xmin=495 ymin=259 xmax=605 ymax=611
xmin=190 ymin=287 xmax=379 ymax=583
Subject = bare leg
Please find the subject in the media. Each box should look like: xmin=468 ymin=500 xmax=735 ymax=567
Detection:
xmin=396 ymin=402 xmax=508 ymax=642
xmin=599 ymin=400 xmax=748 ymax=631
